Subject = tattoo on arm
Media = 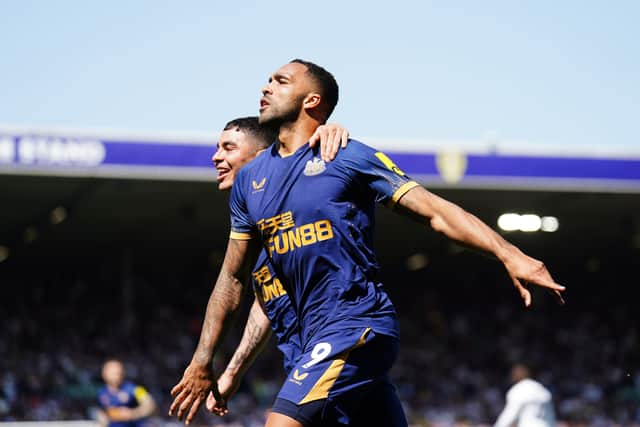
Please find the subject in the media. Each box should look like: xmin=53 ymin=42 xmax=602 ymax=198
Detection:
xmin=226 ymin=301 xmax=272 ymax=376
xmin=192 ymin=239 xmax=251 ymax=366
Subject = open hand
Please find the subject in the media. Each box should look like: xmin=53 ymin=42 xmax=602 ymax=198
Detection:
xmin=502 ymin=247 xmax=565 ymax=306
xmin=169 ymin=363 xmax=221 ymax=425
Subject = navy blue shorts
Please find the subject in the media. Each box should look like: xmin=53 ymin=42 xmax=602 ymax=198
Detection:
xmin=272 ymin=376 xmax=407 ymax=426
xmin=271 ymin=330 xmax=406 ymax=426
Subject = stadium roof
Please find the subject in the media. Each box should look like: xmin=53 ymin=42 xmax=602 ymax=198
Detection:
xmin=1 ymin=126 xmax=638 ymax=268
xmin=1 ymin=125 xmax=640 ymax=192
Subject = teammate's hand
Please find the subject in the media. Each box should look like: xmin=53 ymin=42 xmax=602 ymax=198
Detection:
xmin=205 ymin=390 xmax=227 ymax=417
xmin=501 ymin=246 xmax=565 ymax=307
xmin=169 ymin=363 xmax=218 ymax=425
xmin=205 ymin=372 xmax=238 ymax=417
xmin=308 ymin=123 xmax=349 ymax=162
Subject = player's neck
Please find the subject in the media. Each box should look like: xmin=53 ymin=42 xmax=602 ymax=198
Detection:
xmin=277 ymin=119 xmax=318 ymax=157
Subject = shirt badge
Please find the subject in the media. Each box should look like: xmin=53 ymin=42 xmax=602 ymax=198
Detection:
xmin=303 ymin=157 xmax=326 ymax=176
xmin=252 ymin=178 xmax=266 ymax=191
xmin=289 ymin=369 xmax=309 ymax=385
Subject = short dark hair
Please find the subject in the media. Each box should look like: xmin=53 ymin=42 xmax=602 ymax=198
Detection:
xmin=290 ymin=59 xmax=339 ymax=121
xmin=223 ymin=116 xmax=276 ymax=149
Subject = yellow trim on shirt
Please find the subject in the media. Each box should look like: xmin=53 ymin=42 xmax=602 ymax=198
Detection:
xmin=388 ymin=181 xmax=420 ymax=209
xmin=229 ymin=231 xmax=253 ymax=240
xmin=133 ymin=386 xmax=149 ymax=402
xmin=298 ymin=328 xmax=372 ymax=405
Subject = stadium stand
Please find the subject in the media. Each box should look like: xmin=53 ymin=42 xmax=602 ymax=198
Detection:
xmin=1 ymin=127 xmax=639 ymax=426
xmin=1 ymin=249 xmax=639 ymax=426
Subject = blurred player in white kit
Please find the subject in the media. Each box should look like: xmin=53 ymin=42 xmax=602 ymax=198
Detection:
xmin=494 ymin=363 xmax=556 ymax=427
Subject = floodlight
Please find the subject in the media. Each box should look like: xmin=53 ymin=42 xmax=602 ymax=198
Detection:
xmin=541 ymin=216 xmax=559 ymax=232
xmin=497 ymin=213 xmax=521 ymax=231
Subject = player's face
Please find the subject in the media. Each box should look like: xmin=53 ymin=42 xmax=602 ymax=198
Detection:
xmin=259 ymin=62 xmax=310 ymax=126
xmin=102 ymin=361 xmax=125 ymax=388
xmin=212 ymin=128 xmax=261 ymax=191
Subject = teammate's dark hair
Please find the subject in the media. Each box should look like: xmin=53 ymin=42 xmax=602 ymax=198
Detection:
xmin=290 ymin=59 xmax=339 ymax=122
xmin=223 ymin=116 xmax=276 ymax=149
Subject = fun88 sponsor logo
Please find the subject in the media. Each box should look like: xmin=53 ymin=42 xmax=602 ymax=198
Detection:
xmin=258 ymin=211 xmax=334 ymax=256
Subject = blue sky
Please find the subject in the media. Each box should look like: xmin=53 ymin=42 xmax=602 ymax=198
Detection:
xmin=1 ymin=1 xmax=638 ymax=150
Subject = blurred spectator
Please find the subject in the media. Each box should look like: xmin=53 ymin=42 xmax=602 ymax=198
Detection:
xmin=0 ymin=249 xmax=638 ymax=426
xmin=97 ymin=359 xmax=156 ymax=427
xmin=493 ymin=363 xmax=556 ymax=427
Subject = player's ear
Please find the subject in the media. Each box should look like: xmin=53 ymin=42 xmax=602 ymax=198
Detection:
xmin=302 ymin=93 xmax=322 ymax=111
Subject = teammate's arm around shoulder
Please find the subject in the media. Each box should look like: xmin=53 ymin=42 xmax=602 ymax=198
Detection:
xmin=169 ymin=238 xmax=260 ymax=424
xmin=394 ymin=186 xmax=565 ymax=306
xmin=308 ymin=123 xmax=349 ymax=161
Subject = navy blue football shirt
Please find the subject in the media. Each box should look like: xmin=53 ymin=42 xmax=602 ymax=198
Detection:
xmin=230 ymin=139 xmax=419 ymax=347
xmin=251 ymin=250 xmax=300 ymax=372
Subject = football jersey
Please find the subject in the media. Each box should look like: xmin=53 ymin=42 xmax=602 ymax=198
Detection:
xmin=97 ymin=381 xmax=150 ymax=427
xmin=230 ymin=139 xmax=419 ymax=348
xmin=251 ymin=250 xmax=301 ymax=372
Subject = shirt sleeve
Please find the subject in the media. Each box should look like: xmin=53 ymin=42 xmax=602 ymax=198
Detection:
xmin=493 ymin=388 xmax=522 ymax=427
xmin=133 ymin=385 xmax=149 ymax=403
xmin=343 ymin=141 xmax=420 ymax=208
xmin=229 ymin=169 xmax=256 ymax=240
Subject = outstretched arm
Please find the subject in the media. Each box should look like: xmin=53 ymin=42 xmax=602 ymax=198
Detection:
xmin=206 ymin=299 xmax=273 ymax=416
xmin=169 ymin=238 xmax=257 ymax=424
xmin=395 ymin=186 xmax=565 ymax=306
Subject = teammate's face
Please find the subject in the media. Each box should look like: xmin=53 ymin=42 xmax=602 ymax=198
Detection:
xmin=212 ymin=128 xmax=261 ymax=191
xmin=259 ymin=62 xmax=310 ymax=126
xmin=102 ymin=361 xmax=125 ymax=388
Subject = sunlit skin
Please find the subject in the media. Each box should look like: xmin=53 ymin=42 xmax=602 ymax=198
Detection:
xmin=204 ymin=121 xmax=349 ymax=419
xmin=213 ymin=118 xmax=349 ymax=193
xmin=168 ymin=60 xmax=566 ymax=427
xmin=168 ymin=120 xmax=348 ymax=423
xmin=259 ymin=62 xmax=314 ymax=124
xmin=212 ymin=129 xmax=263 ymax=191
xmin=259 ymin=62 xmax=324 ymax=156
